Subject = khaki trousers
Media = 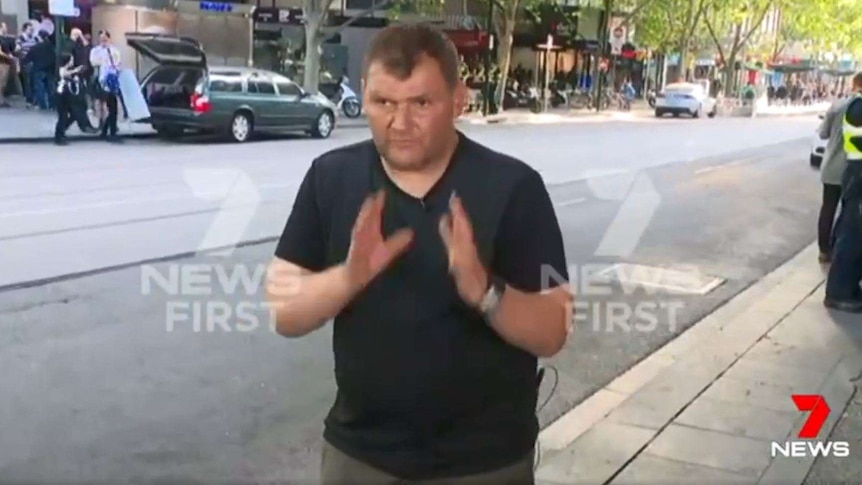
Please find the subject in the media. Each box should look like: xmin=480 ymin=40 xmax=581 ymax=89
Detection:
xmin=320 ymin=441 xmax=535 ymax=485
xmin=0 ymin=63 xmax=10 ymax=103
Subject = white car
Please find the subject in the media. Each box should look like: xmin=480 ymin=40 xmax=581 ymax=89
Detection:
xmin=655 ymin=82 xmax=717 ymax=119
xmin=811 ymin=113 xmax=827 ymax=168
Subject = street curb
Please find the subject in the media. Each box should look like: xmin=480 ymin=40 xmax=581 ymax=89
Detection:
xmin=0 ymin=132 xmax=157 ymax=145
xmin=0 ymin=122 xmax=368 ymax=145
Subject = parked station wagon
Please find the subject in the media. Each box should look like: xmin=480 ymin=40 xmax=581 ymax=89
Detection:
xmin=127 ymin=33 xmax=337 ymax=142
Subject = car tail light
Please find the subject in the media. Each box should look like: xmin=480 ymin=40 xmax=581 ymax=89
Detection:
xmin=191 ymin=92 xmax=212 ymax=113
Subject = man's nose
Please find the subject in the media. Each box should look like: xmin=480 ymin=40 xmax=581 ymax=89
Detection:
xmin=388 ymin=104 xmax=412 ymax=130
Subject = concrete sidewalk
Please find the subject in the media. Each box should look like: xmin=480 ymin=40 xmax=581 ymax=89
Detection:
xmin=536 ymin=242 xmax=862 ymax=484
xmin=462 ymin=101 xmax=825 ymax=126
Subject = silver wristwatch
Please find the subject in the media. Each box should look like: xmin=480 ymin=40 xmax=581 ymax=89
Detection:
xmin=478 ymin=276 xmax=506 ymax=320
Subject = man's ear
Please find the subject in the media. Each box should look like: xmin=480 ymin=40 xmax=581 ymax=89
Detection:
xmin=454 ymin=80 xmax=468 ymax=118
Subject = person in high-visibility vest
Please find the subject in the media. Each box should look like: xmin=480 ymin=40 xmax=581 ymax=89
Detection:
xmin=825 ymin=73 xmax=862 ymax=313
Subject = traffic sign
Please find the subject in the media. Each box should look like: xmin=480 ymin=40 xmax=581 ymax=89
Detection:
xmin=48 ymin=0 xmax=79 ymax=17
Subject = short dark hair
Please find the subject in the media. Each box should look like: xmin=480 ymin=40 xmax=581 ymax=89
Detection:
xmin=362 ymin=23 xmax=460 ymax=89
xmin=853 ymin=72 xmax=862 ymax=89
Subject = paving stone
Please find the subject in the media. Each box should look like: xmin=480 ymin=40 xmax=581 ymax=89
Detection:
xmin=606 ymin=365 xmax=713 ymax=429
xmin=605 ymin=355 xmax=675 ymax=395
xmin=643 ymin=424 xmax=772 ymax=477
xmin=699 ymin=378 xmax=800 ymax=414
xmin=536 ymin=421 xmax=657 ymax=485
xmin=611 ymin=453 xmax=756 ymax=484
xmin=744 ymin=339 xmax=842 ymax=373
xmin=674 ymin=396 xmax=799 ymax=442
xmin=721 ymin=359 xmax=831 ymax=395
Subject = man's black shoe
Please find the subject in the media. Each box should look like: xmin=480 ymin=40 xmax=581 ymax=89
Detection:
xmin=54 ymin=138 xmax=69 ymax=146
xmin=823 ymin=299 xmax=862 ymax=313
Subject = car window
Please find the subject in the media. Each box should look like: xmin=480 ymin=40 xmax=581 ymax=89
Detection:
xmin=249 ymin=78 xmax=276 ymax=95
xmin=209 ymin=77 xmax=243 ymax=93
xmin=276 ymin=81 xmax=303 ymax=97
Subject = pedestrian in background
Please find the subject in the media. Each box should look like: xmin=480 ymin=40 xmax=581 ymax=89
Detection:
xmin=90 ymin=30 xmax=121 ymax=141
xmin=24 ymin=30 xmax=54 ymax=111
xmin=815 ymin=74 xmax=861 ymax=263
xmin=54 ymin=53 xmax=84 ymax=145
xmin=14 ymin=21 xmax=37 ymax=108
xmin=825 ymin=72 xmax=862 ymax=313
xmin=0 ymin=22 xmax=15 ymax=107
xmin=267 ymin=24 xmax=572 ymax=485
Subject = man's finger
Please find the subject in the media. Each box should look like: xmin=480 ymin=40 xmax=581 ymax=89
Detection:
xmin=438 ymin=214 xmax=453 ymax=249
xmin=449 ymin=195 xmax=474 ymax=242
xmin=369 ymin=190 xmax=386 ymax=234
xmin=352 ymin=194 xmax=377 ymax=238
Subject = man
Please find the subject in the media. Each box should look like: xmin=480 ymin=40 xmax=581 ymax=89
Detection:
xmin=0 ymin=22 xmax=15 ymax=107
xmin=266 ymin=24 xmax=572 ymax=484
xmin=14 ymin=21 xmax=37 ymax=108
xmin=24 ymin=30 xmax=54 ymax=110
xmin=816 ymin=73 xmax=860 ymax=263
xmin=825 ymin=72 xmax=862 ymax=313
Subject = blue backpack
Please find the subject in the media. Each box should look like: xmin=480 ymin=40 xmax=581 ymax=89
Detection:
xmin=103 ymin=70 xmax=120 ymax=95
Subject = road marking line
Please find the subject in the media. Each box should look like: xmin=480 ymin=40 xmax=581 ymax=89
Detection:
xmin=694 ymin=156 xmax=759 ymax=175
xmin=555 ymin=198 xmax=586 ymax=207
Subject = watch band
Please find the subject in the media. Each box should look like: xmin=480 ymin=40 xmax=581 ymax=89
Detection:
xmin=479 ymin=275 xmax=506 ymax=320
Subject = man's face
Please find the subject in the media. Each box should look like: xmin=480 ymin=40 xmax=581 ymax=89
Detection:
xmin=23 ymin=24 xmax=33 ymax=35
xmin=363 ymin=55 xmax=466 ymax=171
xmin=99 ymin=32 xmax=109 ymax=45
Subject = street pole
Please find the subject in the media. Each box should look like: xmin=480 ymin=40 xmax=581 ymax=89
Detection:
xmin=595 ymin=0 xmax=612 ymax=111
xmin=543 ymin=33 xmax=552 ymax=112
xmin=55 ymin=17 xmax=65 ymax=66
xmin=483 ymin=0 xmax=494 ymax=116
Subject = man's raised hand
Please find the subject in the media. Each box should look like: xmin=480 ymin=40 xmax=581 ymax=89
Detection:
xmin=345 ymin=190 xmax=414 ymax=291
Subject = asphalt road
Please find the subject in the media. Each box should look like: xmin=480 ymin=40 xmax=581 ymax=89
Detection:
xmin=0 ymin=116 xmax=826 ymax=483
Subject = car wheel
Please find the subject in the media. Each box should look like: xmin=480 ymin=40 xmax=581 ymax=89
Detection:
xmin=655 ymin=110 xmax=663 ymax=117
xmin=311 ymin=110 xmax=334 ymax=139
xmin=692 ymin=105 xmax=701 ymax=118
xmin=228 ymin=111 xmax=253 ymax=143
xmin=707 ymin=108 xmax=717 ymax=118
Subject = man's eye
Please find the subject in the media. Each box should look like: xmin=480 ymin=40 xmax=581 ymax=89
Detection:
xmin=415 ymin=99 xmax=429 ymax=107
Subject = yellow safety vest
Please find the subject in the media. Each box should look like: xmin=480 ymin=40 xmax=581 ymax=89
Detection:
xmin=843 ymin=94 xmax=862 ymax=161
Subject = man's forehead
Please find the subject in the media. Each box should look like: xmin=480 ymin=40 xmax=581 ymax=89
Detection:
xmin=365 ymin=61 xmax=449 ymax=93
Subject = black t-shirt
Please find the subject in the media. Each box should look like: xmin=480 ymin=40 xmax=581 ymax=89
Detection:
xmin=0 ymin=36 xmax=14 ymax=65
xmin=275 ymin=132 xmax=569 ymax=480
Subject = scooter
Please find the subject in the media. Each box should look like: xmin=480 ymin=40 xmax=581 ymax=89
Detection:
xmin=338 ymin=79 xmax=362 ymax=119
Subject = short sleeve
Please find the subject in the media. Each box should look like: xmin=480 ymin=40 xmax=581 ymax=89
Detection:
xmin=492 ymin=170 xmax=569 ymax=293
xmin=274 ymin=161 xmax=326 ymax=272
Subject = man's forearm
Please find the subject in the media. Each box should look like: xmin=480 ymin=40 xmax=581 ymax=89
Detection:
xmin=267 ymin=264 xmax=356 ymax=337
xmin=488 ymin=285 xmax=572 ymax=358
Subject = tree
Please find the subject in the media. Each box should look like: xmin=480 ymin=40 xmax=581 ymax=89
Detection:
xmin=300 ymin=0 xmax=443 ymax=93
xmin=702 ymin=0 xmax=774 ymax=94
xmin=774 ymin=0 xmax=862 ymax=59
xmin=634 ymin=0 xmax=708 ymax=80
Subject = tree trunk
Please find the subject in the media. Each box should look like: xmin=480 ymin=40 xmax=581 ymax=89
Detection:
xmin=303 ymin=16 xmax=324 ymax=94
xmin=493 ymin=5 xmax=517 ymax=111
xmin=722 ymin=59 xmax=735 ymax=96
